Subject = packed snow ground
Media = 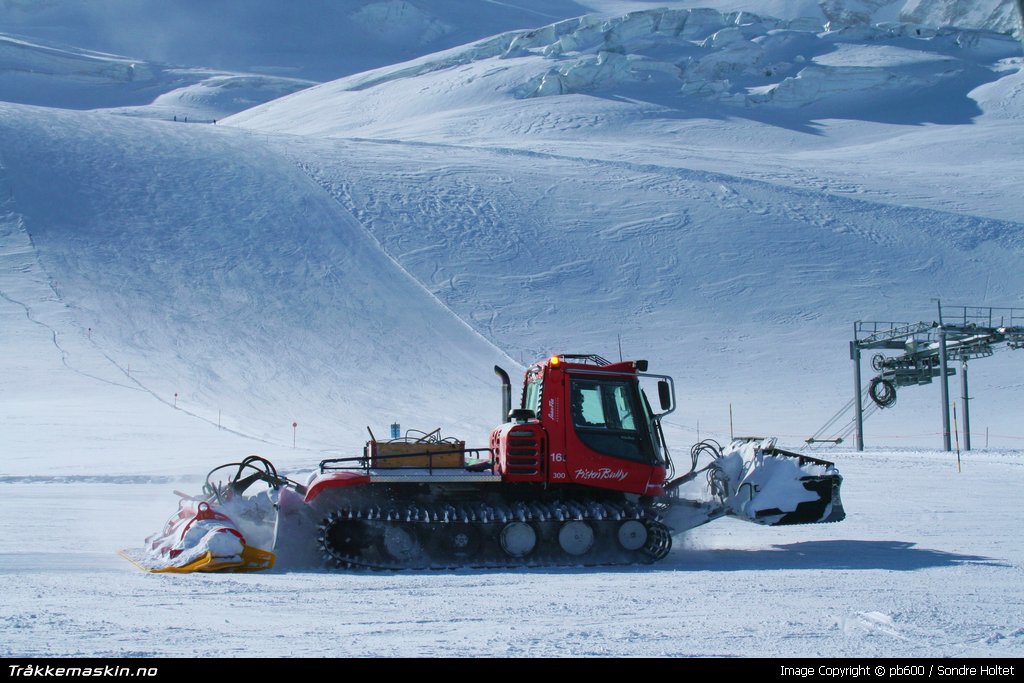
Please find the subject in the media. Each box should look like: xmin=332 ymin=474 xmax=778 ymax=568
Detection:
xmin=1 ymin=0 xmax=1023 ymax=659
xmin=2 ymin=447 xmax=1022 ymax=657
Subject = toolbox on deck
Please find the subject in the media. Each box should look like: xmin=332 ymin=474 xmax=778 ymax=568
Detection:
xmin=367 ymin=437 xmax=466 ymax=469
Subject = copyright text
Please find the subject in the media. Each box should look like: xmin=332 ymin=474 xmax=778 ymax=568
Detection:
xmin=781 ymin=665 xmax=1016 ymax=678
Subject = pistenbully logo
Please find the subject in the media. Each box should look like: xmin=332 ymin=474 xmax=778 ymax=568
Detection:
xmin=574 ymin=468 xmax=628 ymax=481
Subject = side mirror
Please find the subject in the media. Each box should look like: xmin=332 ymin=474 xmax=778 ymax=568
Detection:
xmin=657 ymin=380 xmax=671 ymax=411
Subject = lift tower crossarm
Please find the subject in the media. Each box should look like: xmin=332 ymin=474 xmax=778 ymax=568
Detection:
xmin=854 ymin=321 xmax=937 ymax=349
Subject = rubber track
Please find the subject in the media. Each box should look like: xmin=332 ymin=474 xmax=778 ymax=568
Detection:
xmin=317 ymin=498 xmax=672 ymax=570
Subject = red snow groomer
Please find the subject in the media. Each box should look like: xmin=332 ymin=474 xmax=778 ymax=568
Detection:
xmin=125 ymin=354 xmax=844 ymax=572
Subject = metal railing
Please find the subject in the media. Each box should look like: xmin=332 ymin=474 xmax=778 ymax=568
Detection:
xmin=320 ymin=448 xmax=496 ymax=474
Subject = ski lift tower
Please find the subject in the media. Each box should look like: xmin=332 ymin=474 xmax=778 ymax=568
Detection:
xmin=851 ymin=302 xmax=1024 ymax=452
xmin=850 ymin=320 xmax=940 ymax=451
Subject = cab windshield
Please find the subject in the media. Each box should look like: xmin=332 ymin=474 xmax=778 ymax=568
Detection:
xmin=569 ymin=377 xmax=659 ymax=464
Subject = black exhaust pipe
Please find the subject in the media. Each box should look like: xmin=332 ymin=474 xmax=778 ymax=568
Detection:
xmin=494 ymin=365 xmax=511 ymax=423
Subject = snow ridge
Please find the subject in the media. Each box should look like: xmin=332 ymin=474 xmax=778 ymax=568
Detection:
xmin=229 ymin=6 xmax=1021 ymax=138
xmin=0 ymin=32 xmax=314 ymax=118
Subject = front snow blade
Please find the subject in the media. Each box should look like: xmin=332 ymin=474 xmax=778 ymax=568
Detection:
xmin=749 ymin=472 xmax=845 ymax=526
xmin=722 ymin=441 xmax=846 ymax=527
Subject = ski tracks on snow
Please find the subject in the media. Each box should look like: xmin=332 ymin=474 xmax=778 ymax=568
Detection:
xmin=362 ymin=136 xmax=1023 ymax=253
xmin=267 ymin=134 xmax=1023 ymax=358
xmin=0 ymin=160 xmax=280 ymax=451
xmin=0 ymin=167 xmax=139 ymax=393
xmin=839 ymin=610 xmax=1024 ymax=657
xmin=274 ymin=142 xmax=520 ymax=367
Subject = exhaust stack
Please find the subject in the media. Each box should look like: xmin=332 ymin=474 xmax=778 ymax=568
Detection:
xmin=494 ymin=365 xmax=511 ymax=423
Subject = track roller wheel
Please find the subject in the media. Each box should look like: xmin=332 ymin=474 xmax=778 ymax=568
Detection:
xmin=500 ymin=521 xmax=536 ymax=558
xmin=382 ymin=524 xmax=422 ymax=562
xmin=616 ymin=519 xmax=648 ymax=551
xmin=431 ymin=523 xmax=481 ymax=559
xmin=558 ymin=520 xmax=594 ymax=556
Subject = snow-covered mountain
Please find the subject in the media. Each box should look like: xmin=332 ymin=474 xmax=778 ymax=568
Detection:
xmin=1 ymin=1 xmax=1019 ymax=116
xmin=2 ymin=1 xmax=1022 ymax=461
xmin=2 ymin=0 xmax=1023 ymax=660
xmin=0 ymin=0 xmax=596 ymax=82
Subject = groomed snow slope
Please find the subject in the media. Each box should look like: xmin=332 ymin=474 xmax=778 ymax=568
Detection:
xmin=0 ymin=103 xmax=515 ymax=464
xmin=1 ymin=8 xmax=1022 ymax=455
xmin=226 ymin=7 xmax=1024 ymax=447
